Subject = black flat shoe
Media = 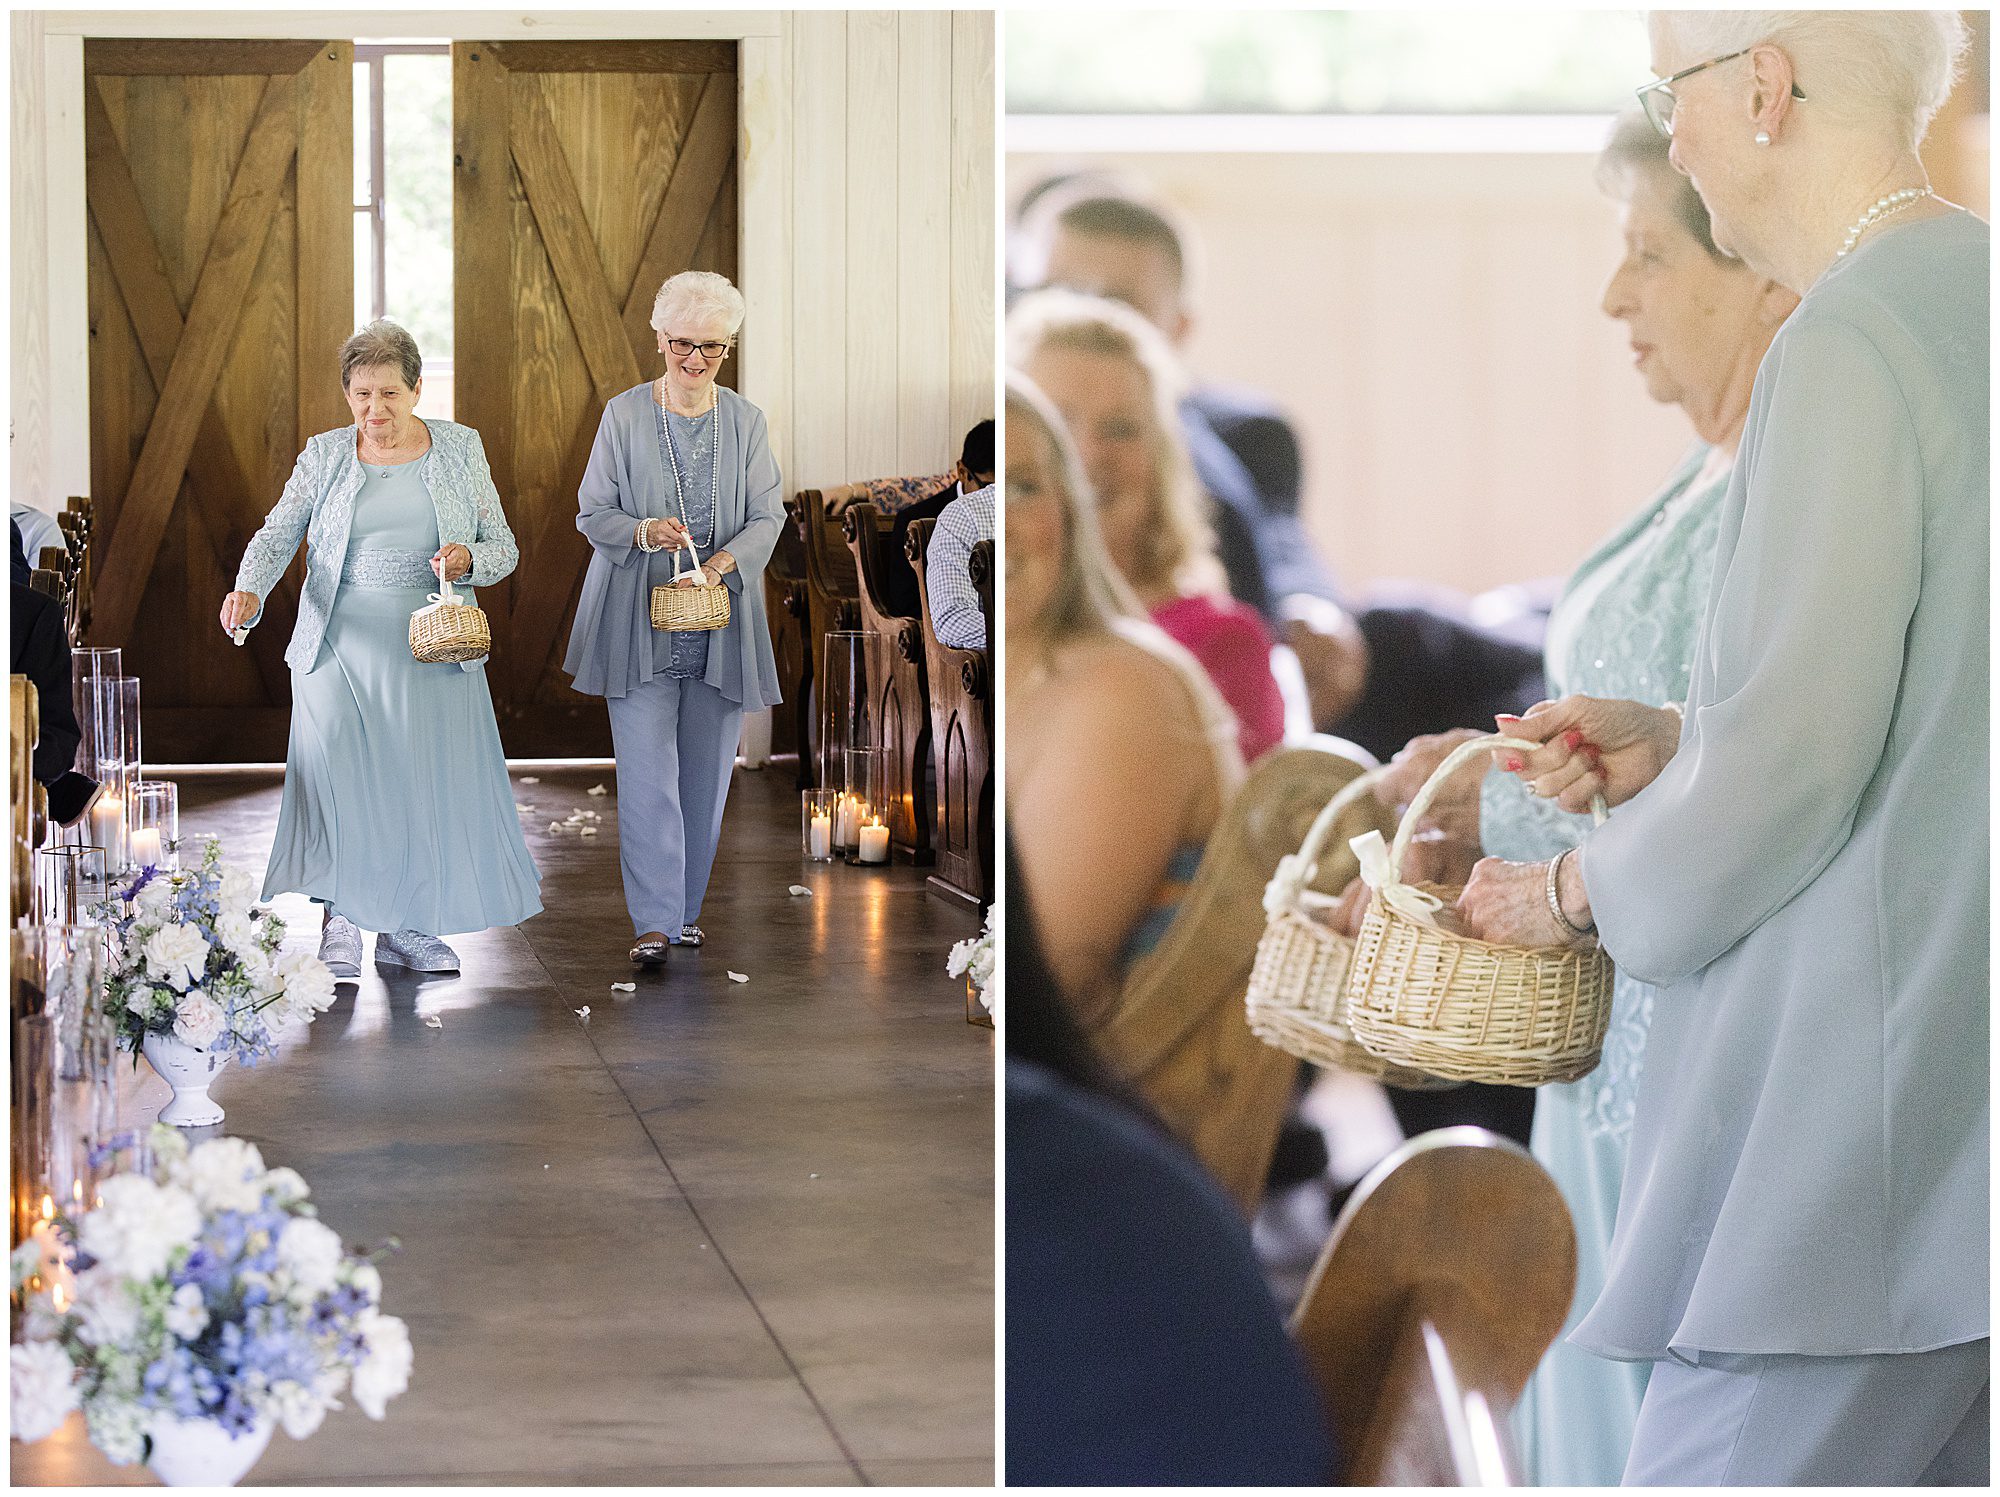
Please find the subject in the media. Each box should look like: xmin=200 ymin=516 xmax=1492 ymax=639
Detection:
xmin=678 ymin=925 xmax=705 ymax=947
xmin=629 ymin=936 xmax=670 ymax=967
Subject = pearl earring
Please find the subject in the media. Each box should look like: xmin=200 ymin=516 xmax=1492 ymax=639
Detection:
xmin=1754 ymin=130 xmax=1771 ymax=145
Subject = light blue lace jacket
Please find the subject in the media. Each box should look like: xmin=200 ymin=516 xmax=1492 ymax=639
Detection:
xmin=1477 ymin=446 xmax=1728 ymax=1139
xmin=233 ymin=420 xmax=519 ymax=673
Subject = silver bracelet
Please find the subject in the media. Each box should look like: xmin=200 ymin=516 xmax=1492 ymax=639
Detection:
xmin=1546 ymin=847 xmax=1596 ymax=942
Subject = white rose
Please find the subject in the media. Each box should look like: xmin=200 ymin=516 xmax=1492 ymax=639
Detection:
xmin=142 ymin=923 xmax=210 ymax=992
xmin=272 ymin=952 xmax=336 ymax=1027
xmin=348 ymin=1262 xmax=382 ymax=1305
xmin=70 ymin=1266 xmax=143 ymax=1348
xmin=217 ymin=868 xmax=260 ymax=915
xmin=130 ymin=877 xmax=175 ymax=921
xmin=180 ymin=1136 xmax=267 ymax=1215
xmin=263 ymin=1167 xmax=311 ymax=1207
xmin=350 ymin=1309 xmax=413 ymax=1419
xmin=270 ymin=1374 xmax=338 ymax=1441
xmin=10 ymin=1339 xmax=80 ymax=1444
xmin=275 ymin=1217 xmax=344 ymax=1300
xmin=75 ymin=1176 xmax=201 ymax=1283
xmin=216 ymin=910 xmax=258 ymax=957
xmin=163 ymin=1282 xmax=209 ymax=1340
xmin=171 ymin=989 xmax=226 ymax=1050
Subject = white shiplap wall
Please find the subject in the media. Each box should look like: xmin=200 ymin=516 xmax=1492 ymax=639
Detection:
xmin=9 ymin=11 xmax=996 ymax=513
xmin=791 ymin=10 xmax=996 ymax=492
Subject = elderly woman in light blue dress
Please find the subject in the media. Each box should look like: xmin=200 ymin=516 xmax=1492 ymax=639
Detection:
xmin=221 ymin=320 xmax=542 ymax=980
xmin=1362 ymin=109 xmax=1795 ymax=1487
xmin=1460 ymin=11 xmax=1987 ymax=1486
xmin=563 ymin=271 xmax=785 ymax=966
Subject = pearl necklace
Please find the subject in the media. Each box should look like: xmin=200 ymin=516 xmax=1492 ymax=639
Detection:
xmin=1835 ymin=186 xmax=1932 ymax=258
xmin=655 ymin=375 xmax=719 ymax=550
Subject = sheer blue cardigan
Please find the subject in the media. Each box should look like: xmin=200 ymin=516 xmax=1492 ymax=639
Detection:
xmin=562 ymin=384 xmax=786 ymax=709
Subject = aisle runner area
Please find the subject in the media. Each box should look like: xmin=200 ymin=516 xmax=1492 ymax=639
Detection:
xmin=12 ymin=766 xmax=994 ymax=1487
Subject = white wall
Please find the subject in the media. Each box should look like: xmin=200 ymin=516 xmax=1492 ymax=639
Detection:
xmin=1009 ymin=145 xmax=1699 ymax=596
xmin=9 ymin=11 xmax=995 ymax=514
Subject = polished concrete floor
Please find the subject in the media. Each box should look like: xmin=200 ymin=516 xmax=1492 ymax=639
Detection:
xmin=13 ymin=762 xmax=994 ymax=1487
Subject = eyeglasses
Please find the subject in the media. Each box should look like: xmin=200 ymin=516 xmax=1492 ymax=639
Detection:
xmin=665 ymin=338 xmax=732 ymax=359
xmin=1635 ymin=48 xmax=1807 ymax=138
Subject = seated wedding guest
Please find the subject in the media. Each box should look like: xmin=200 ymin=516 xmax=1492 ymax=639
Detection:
xmin=1005 ymin=370 xmax=1243 ymax=1006
xmin=11 ymin=576 xmax=100 ymax=827
xmin=1006 ymin=835 xmax=1336 ymax=1486
xmin=1455 ymin=12 xmax=1986 ymax=1483
xmin=881 ymin=419 xmax=996 ymax=621
xmin=1018 ymin=182 xmax=1544 ymax=759
xmin=223 ymin=319 xmax=542 ymax=980
xmin=1352 ymin=107 xmax=1798 ymax=1487
xmin=11 ymin=501 xmax=66 ymax=574
xmin=564 ymin=270 xmax=786 ymax=965
xmin=923 ymin=473 xmax=996 ymax=650
xmin=1011 ymin=290 xmax=1285 ymax=764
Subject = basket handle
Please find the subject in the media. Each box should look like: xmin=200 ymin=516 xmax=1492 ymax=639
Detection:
xmin=416 ymin=564 xmax=463 ymax=617
xmin=670 ymin=536 xmax=714 ymax=589
xmin=1261 ymin=765 xmax=1389 ymax=920
xmin=1389 ymin=732 xmax=1607 ymax=881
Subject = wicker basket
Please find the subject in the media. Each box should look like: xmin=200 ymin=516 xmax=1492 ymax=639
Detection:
xmin=1247 ymin=766 xmax=1456 ymax=1089
xmin=409 ymin=575 xmax=491 ymax=664
xmin=1341 ymin=734 xmax=1615 ymax=1087
xmin=650 ymin=538 xmax=730 ymax=633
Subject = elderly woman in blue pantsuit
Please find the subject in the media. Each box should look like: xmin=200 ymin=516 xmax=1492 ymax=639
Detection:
xmin=563 ymin=270 xmax=785 ymax=966
xmin=221 ymin=320 xmax=542 ymax=981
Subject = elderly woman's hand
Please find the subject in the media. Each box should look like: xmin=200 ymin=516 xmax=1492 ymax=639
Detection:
xmin=640 ymin=517 xmax=691 ymax=552
xmin=431 ymin=544 xmax=472 ymax=584
xmin=1375 ymin=728 xmax=1488 ymax=844
xmin=1496 ymin=695 xmax=1681 ymax=811
xmin=219 ymin=591 xmax=260 ymax=636
xmin=1456 ymin=855 xmax=1575 ymax=948
xmin=673 ymin=547 xmax=736 ymax=588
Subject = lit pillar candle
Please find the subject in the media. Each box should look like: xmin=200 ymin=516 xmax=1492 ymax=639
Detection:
xmin=89 ymin=794 xmax=124 ymax=864
xmin=129 ymin=827 xmax=162 ymax=868
xmin=834 ymin=795 xmax=858 ymax=848
xmin=809 ymin=813 xmax=832 ymax=859
xmin=858 ymin=820 xmax=890 ymax=864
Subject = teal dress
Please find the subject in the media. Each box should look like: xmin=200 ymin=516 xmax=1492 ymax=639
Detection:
xmin=1485 ymin=447 xmax=1728 ymax=1486
xmin=263 ymin=458 xmax=543 ymax=936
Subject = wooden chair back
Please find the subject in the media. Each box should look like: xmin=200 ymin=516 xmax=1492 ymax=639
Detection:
xmin=57 ymin=498 xmax=92 ymax=639
xmin=1291 ymin=1127 xmax=1577 ymax=1485
xmin=843 ymin=501 xmax=932 ymax=861
xmin=1096 ymin=743 xmax=1394 ymax=1214
xmin=11 ymin=677 xmax=38 ymax=923
xmin=908 ymin=518 xmax=991 ymax=907
xmin=764 ymin=499 xmax=812 ymax=772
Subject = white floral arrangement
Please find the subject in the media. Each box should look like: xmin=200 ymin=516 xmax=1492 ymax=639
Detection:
xmin=9 ymin=1128 xmax=411 ymax=1463
xmin=103 ymin=838 xmax=336 ymax=1061
xmin=947 ymin=908 xmax=998 ymax=1017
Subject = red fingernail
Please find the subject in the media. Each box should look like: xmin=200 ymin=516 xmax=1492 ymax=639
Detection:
xmin=1495 ymin=714 xmax=1520 ymax=723
xmin=1562 ymin=729 xmax=1584 ymax=749
xmin=1503 ymin=757 xmax=1523 ymax=772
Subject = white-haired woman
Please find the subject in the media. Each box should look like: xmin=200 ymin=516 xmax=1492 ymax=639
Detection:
xmin=563 ymin=271 xmax=785 ymax=966
xmin=1455 ymin=12 xmax=1987 ymax=1484
xmin=222 ymin=320 xmax=542 ymax=978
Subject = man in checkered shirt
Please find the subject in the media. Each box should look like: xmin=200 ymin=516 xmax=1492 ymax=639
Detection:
xmin=925 ymin=479 xmax=995 ymax=649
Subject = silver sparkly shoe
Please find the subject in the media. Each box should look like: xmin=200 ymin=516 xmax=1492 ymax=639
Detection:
xmin=375 ymin=929 xmax=460 ymax=974
xmin=678 ymin=925 xmax=705 ymax=947
xmin=318 ymin=914 xmax=362 ymax=983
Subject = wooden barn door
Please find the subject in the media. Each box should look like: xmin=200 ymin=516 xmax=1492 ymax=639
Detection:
xmin=84 ymin=40 xmax=353 ymax=762
xmin=454 ymin=41 xmax=739 ymax=756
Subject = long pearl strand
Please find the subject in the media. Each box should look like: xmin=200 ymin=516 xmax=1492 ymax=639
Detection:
xmin=1835 ymin=186 xmax=1933 ymax=258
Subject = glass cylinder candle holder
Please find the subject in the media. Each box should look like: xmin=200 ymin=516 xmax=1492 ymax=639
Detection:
xmin=801 ymin=789 xmax=838 ymax=862
xmin=841 ymin=746 xmax=888 ymax=863
xmin=818 ymin=630 xmax=878 ymax=789
xmin=11 ymin=925 xmax=115 ymax=1249
xmin=112 ymin=676 xmax=143 ymax=786
xmin=33 ymin=845 xmax=111 ymax=927
xmin=130 ymin=781 xmax=179 ymax=871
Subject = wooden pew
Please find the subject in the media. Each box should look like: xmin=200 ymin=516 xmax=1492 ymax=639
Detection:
xmin=57 ymin=498 xmax=92 ymax=640
xmin=763 ymin=499 xmax=812 ymax=774
xmin=12 ymin=677 xmax=38 ymax=924
xmin=1087 ymin=743 xmax=1395 ymax=1214
xmin=843 ymin=501 xmax=932 ymax=862
xmin=908 ymin=518 xmax=991 ymax=907
xmin=1291 ymin=1128 xmax=1577 ymax=1485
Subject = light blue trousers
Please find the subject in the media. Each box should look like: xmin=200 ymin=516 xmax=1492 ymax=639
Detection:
xmin=604 ymin=675 xmax=744 ymax=939
xmin=1624 ymin=1338 xmax=1989 ymax=1486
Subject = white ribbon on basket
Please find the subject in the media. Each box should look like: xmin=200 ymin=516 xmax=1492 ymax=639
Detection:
xmin=671 ymin=536 xmax=717 ymax=590
xmin=1347 ymin=732 xmax=1608 ymax=933
xmin=414 ymin=566 xmax=466 ymax=619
